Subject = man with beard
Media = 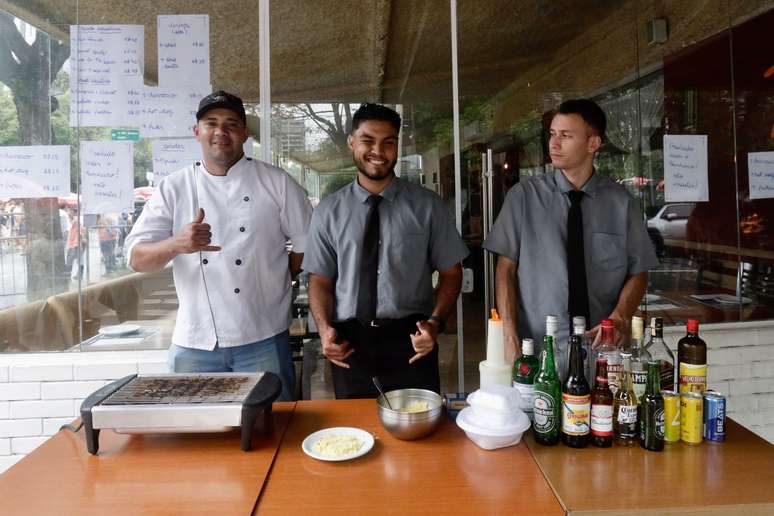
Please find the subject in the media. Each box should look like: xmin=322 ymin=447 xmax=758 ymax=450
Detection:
xmin=304 ymin=103 xmax=468 ymax=398
xmin=125 ymin=91 xmax=312 ymax=401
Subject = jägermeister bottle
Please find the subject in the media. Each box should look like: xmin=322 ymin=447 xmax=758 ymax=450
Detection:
xmin=533 ymin=335 xmax=561 ymax=446
xmin=640 ymin=360 xmax=665 ymax=451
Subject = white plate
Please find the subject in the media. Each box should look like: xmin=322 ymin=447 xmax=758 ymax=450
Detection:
xmin=302 ymin=427 xmax=374 ymax=462
xmin=97 ymin=324 xmax=141 ymax=336
xmin=714 ymin=294 xmax=752 ymax=305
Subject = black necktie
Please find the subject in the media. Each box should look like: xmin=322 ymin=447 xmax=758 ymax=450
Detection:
xmin=356 ymin=195 xmax=382 ymax=324
xmin=567 ymin=190 xmax=590 ymax=326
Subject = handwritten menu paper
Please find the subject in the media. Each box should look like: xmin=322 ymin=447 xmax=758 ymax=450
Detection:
xmin=748 ymin=152 xmax=774 ymax=200
xmin=130 ymin=86 xmax=210 ymax=138
xmin=664 ymin=135 xmax=709 ymax=202
xmin=152 ymin=138 xmax=202 ymax=181
xmin=157 ymin=15 xmax=210 ymax=88
xmin=69 ymin=25 xmax=144 ymax=127
xmin=0 ymin=146 xmax=70 ymax=198
xmin=80 ymin=141 xmax=134 ymax=214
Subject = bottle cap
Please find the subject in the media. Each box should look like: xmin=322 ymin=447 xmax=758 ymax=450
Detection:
xmin=490 ymin=309 xmax=500 ymax=321
xmin=572 ymin=316 xmax=586 ymax=334
xmin=522 ymin=338 xmax=534 ymax=355
xmin=546 ymin=315 xmax=558 ymax=323
xmin=686 ymin=319 xmax=699 ymax=333
xmin=631 ymin=316 xmax=644 ymax=339
xmin=601 ymin=319 xmax=614 ymax=329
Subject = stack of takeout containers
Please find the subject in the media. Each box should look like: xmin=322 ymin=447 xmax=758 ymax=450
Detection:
xmin=456 ymin=384 xmax=531 ymax=450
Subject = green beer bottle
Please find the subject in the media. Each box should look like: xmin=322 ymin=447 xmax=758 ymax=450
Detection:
xmin=640 ymin=360 xmax=665 ymax=451
xmin=533 ymin=335 xmax=561 ymax=445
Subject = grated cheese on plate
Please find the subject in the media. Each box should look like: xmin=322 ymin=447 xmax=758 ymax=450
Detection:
xmin=312 ymin=433 xmax=364 ymax=457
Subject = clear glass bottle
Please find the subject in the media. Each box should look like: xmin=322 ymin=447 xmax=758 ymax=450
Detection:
xmin=572 ymin=315 xmax=592 ymax=384
xmin=597 ymin=319 xmax=622 ymax=396
xmin=645 ymin=317 xmax=675 ymax=391
xmin=613 ymin=353 xmax=638 ymax=446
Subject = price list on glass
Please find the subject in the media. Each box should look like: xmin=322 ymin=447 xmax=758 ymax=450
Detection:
xmin=0 ymin=146 xmax=70 ymax=198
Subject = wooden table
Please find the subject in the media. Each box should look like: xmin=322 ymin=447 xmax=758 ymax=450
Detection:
xmin=0 ymin=402 xmax=296 ymax=516
xmin=256 ymin=399 xmax=564 ymax=515
xmin=525 ymin=419 xmax=774 ymax=515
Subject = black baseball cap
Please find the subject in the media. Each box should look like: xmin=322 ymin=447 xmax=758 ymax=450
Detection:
xmin=196 ymin=90 xmax=246 ymax=123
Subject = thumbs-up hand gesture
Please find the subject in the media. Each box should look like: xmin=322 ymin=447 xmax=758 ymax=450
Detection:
xmin=174 ymin=208 xmax=221 ymax=254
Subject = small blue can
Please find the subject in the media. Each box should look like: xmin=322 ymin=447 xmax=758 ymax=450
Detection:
xmin=703 ymin=391 xmax=726 ymax=442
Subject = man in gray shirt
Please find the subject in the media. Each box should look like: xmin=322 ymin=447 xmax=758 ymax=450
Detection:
xmin=304 ymin=103 xmax=469 ymax=398
xmin=484 ymin=99 xmax=658 ymax=371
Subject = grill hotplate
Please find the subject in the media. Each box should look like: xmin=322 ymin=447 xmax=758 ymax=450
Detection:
xmin=80 ymin=373 xmax=281 ymax=455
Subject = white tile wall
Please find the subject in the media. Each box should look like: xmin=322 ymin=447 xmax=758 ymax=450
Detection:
xmin=0 ymin=383 xmax=41 ymax=401
xmin=41 ymin=381 xmax=106 ymax=400
xmin=42 ymin=417 xmax=77 ymax=436
xmin=0 ymin=402 xmax=9 ymax=419
xmin=0 ymin=419 xmax=42 ymax=438
xmin=11 ymin=436 xmax=49 ymax=454
xmin=74 ymin=363 xmax=137 ymax=381
xmin=10 ymin=400 xmax=73 ymax=419
xmin=0 ymin=366 xmax=8 ymax=382
xmin=10 ymin=364 xmax=73 ymax=382
xmin=0 ymin=438 xmax=9 ymax=455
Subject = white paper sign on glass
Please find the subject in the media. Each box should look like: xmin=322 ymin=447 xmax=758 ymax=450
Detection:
xmin=152 ymin=138 xmax=202 ymax=181
xmin=0 ymin=146 xmax=70 ymax=198
xmin=663 ymin=135 xmax=709 ymax=202
xmin=80 ymin=141 xmax=134 ymax=214
xmin=131 ymin=86 xmax=211 ymax=138
xmin=748 ymin=152 xmax=774 ymax=200
xmin=157 ymin=15 xmax=210 ymax=88
xmin=69 ymin=25 xmax=144 ymax=127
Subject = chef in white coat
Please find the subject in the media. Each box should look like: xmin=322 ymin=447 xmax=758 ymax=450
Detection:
xmin=125 ymin=91 xmax=312 ymax=401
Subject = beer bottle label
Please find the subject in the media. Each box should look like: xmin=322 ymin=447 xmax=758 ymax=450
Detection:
xmin=678 ymin=362 xmax=707 ymax=393
xmin=607 ymin=364 xmax=622 ymax=395
xmin=617 ymin=404 xmax=638 ymax=424
xmin=561 ymin=393 xmax=590 ymax=435
xmin=533 ymin=392 xmax=557 ymax=433
xmin=655 ymin=408 xmax=665 ymax=439
xmin=590 ymin=404 xmax=613 ymax=436
xmin=632 ymin=371 xmax=647 ymax=399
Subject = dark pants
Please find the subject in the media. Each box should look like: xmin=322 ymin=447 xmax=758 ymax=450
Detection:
xmin=331 ymin=314 xmax=440 ymax=399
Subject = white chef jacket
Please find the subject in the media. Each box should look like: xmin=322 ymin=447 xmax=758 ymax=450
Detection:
xmin=125 ymin=156 xmax=312 ymax=350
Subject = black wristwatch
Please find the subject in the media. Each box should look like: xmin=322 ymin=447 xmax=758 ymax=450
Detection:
xmin=427 ymin=315 xmax=446 ymax=333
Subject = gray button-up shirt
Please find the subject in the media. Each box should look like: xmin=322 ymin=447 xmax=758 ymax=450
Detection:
xmin=303 ymin=177 xmax=469 ymax=321
xmin=483 ymin=169 xmax=658 ymax=354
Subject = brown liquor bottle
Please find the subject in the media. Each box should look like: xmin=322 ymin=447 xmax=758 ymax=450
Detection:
xmin=590 ymin=357 xmax=614 ymax=447
xmin=677 ymin=319 xmax=707 ymax=394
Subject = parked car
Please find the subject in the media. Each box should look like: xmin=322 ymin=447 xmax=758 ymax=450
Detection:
xmin=647 ymin=203 xmax=694 ymax=256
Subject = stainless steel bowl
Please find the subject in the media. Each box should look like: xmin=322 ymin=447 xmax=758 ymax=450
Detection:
xmin=376 ymin=388 xmax=444 ymax=440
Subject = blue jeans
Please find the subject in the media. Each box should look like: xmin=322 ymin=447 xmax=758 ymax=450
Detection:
xmin=168 ymin=330 xmax=295 ymax=401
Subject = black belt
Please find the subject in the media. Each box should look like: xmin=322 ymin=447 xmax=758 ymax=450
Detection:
xmin=363 ymin=318 xmax=397 ymax=328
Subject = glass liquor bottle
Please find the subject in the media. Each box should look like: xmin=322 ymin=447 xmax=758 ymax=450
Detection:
xmin=645 ymin=317 xmax=675 ymax=391
xmin=630 ymin=316 xmax=651 ymax=400
xmin=513 ymin=338 xmax=539 ymax=421
xmin=678 ymin=319 xmax=707 ymax=394
xmin=597 ymin=319 xmax=622 ymax=396
xmin=613 ymin=353 xmax=638 ymax=446
xmin=590 ymin=357 xmax=614 ymax=447
xmin=572 ymin=316 xmax=592 ymax=384
xmin=561 ymin=334 xmax=591 ymax=448
xmin=533 ymin=335 xmax=561 ymax=446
